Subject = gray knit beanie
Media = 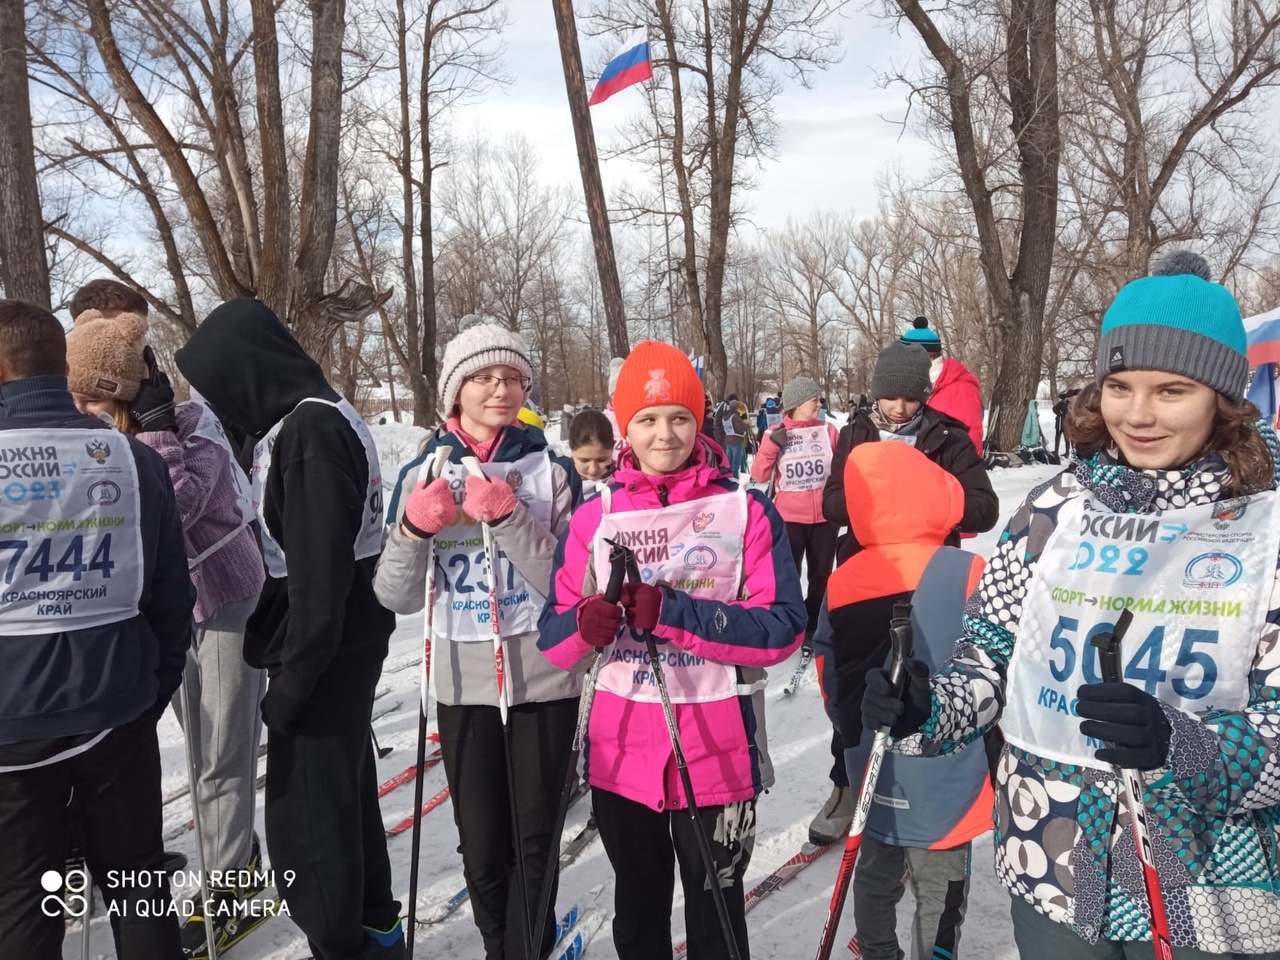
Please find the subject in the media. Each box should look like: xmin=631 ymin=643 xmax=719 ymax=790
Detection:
xmin=780 ymin=376 xmax=822 ymax=413
xmin=438 ymin=315 xmax=534 ymax=416
xmin=871 ymin=342 xmax=932 ymax=402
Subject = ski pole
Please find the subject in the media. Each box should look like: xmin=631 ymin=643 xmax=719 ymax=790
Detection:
xmin=405 ymin=445 xmax=451 ymax=960
xmin=1090 ymin=609 xmax=1174 ymax=960
xmin=179 ymin=653 xmax=220 ymax=960
xmin=371 ymin=727 xmax=392 ymax=759
xmin=461 ymin=455 xmax=534 ymax=960
xmin=528 ymin=539 xmax=628 ymax=959
xmin=616 ymin=542 xmax=744 ymax=960
xmin=814 ymin=602 xmax=915 ymax=960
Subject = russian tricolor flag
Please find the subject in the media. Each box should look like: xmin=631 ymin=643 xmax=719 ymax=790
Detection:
xmin=589 ymin=30 xmax=652 ymax=106
xmin=1245 ymin=305 xmax=1280 ymax=421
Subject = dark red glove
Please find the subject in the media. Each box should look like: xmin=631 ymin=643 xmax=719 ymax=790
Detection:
xmin=577 ymin=597 xmax=623 ymax=648
xmin=621 ymin=582 xmax=663 ymax=632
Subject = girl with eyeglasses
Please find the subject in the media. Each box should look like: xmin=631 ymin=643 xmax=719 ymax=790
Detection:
xmin=375 ymin=316 xmax=582 ymax=960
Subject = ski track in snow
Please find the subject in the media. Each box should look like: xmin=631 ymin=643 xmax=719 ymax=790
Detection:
xmin=76 ymin=426 xmax=1058 ymax=959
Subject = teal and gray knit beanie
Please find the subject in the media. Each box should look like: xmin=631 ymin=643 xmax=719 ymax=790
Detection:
xmin=1096 ymin=251 xmax=1247 ymax=400
xmin=900 ymin=316 xmax=942 ymax=352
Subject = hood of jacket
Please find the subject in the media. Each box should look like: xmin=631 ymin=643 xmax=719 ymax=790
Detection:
xmin=933 ymin=357 xmax=980 ymax=395
xmin=174 ymin=298 xmax=337 ymax=437
xmin=845 ymin=440 xmax=964 ymax=548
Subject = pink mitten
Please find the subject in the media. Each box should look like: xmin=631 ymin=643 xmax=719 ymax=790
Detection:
xmin=402 ymin=477 xmax=457 ymax=538
xmin=463 ymin=474 xmax=517 ymax=524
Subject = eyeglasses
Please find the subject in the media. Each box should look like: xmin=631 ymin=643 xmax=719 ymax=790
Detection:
xmin=465 ymin=374 xmax=531 ymax=391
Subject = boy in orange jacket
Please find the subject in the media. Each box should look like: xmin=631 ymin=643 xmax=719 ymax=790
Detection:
xmin=813 ymin=441 xmax=994 ymax=960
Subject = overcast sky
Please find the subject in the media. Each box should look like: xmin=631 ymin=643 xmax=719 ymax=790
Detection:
xmin=454 ymin=0 xmax=937 ymax=240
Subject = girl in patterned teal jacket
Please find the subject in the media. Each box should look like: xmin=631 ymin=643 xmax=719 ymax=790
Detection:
xmin=863 ymin=252 xmax=1280 ymax=958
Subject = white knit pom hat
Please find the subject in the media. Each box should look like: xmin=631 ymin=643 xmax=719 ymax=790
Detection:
xmin=438 ymin=315 xmax=534 ymax=417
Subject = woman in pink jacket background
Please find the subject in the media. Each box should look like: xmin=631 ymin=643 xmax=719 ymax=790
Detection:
xmin=537 ymin=341 xmax=806 ymax=960
xmin=749 ymin=375 xmax=841 ymax=648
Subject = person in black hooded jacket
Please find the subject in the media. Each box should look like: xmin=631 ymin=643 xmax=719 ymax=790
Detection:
xmin=174 ymin=299 xmax=402 ymax=960
xmin=805 ymin=341 xmax=998 ymax=849
xmin=822 ymin=343 xmax=998 ymax=563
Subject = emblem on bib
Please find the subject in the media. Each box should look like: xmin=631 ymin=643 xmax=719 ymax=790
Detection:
xmin=684 ymin=545 xmax=717 ymax=570
xmin=1212 ymin=499 xmax=1249 ymax=528
xmin=1183 ymin=553 xmax=1242 ymax=589
xmin=85 ymin=439 xmax=111 ymax=463
xmin=87 ymin=480 xmax=122 ymax=505
xmin=693 ymin=511 xmax=714 ymax=533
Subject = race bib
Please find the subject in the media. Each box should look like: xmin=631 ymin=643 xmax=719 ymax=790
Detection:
xmin=775 ymin=425 xmax=832 ymax=494
xmin=431 ymin=452 xmax=555 ymax=642
xmin=593 ymin=491 xmax=746 ymax=704
xmin=252 ymin=398 xmax=384 ymax=578
xmin=1004 ymin=493 xmax=1280 ymax=769
xmin=0 ymin=430 xmax=144 ymax=635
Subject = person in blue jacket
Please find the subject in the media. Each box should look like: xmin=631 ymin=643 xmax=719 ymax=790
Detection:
xmin=0 ymin=299 xmax=195 ymax=960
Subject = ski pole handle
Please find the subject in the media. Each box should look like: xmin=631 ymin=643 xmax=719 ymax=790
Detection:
xmin=603 ymin=538 xmax=628 ymax=604
xmin=886 ymin=602 xmax=915 ymax=699
xmin=1091 ymin=608 xmax=1134 ymax=684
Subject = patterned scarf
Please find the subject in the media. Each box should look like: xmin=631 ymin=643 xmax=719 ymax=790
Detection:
xmin=869 ymin=403 xmax=924 ymax=437
xmin=1073 ymin=420 xmax=1280 ymax=513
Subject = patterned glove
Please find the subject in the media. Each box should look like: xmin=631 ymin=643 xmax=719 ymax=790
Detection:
xmin=861 ymin=659 xmax=932 ymax=739
xmin=402 ymin=477 xmax=457 ymax=538
xmin=578 ymin=597 xmax=623 ymax=648
xmin=1076 ymin=681 xmax=1171 ymax=771
xmin=463 ymin=473 xmax=517 ymax=524
xmin=620 ymin=582 xmax=663 ymax=632
xmin=133 ymin=347 xmax=177 ymax=433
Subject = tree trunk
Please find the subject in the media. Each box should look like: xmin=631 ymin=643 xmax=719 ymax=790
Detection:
xmin=419 ymin=40 xmax=439 ymax=423
xmin=0 ymin=0 xmax=49 ymax=306
xmin=395 ymin=0 xmax=426 ymax=425
xmin=293 ymin=0 xmax=346 ymax=327
xmin=250 ymin=0 xmax=292 ymax=316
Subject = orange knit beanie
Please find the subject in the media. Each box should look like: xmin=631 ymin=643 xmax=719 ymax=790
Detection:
xmin=612 ymin=341 xmax=705 ymax=433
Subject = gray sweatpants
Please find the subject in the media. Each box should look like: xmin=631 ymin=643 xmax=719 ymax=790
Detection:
xmin=172 ymin=594 xmax=266 ymax=876
xmin=852 ymin=834 xmax=972 ymax=960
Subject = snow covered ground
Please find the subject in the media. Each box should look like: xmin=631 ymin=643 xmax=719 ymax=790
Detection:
xmin=71 ymin=433 xmax=1061 ymax=959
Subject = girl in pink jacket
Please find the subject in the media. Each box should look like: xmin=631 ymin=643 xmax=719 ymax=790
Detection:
xmin=537 ymin=342 xmax=806 ymax=960
xmin=748 ymin=375 xmax=840 ymax=646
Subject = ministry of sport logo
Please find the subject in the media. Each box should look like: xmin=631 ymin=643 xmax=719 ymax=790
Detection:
xmin=85 ymin=439 xmax=111 ymax=463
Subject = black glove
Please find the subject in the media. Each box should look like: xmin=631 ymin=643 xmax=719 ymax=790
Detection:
xmin=769 ymin=425 xmax=788 ymax=448
xmin=1076 ymin=681 xmax=1171 ymax=771
xmin=261 ymin=684 xmax=307 ymax=735
xmin=861 ymin=658 xmax=932 ymax=738
xmin=133 ymin=346 xmax=177 ymax=432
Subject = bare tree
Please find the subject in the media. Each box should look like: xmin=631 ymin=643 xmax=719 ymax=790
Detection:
xmin=31 ymin=0 xmax=387 ymax=353
xmin=890 ymin=0 xmax=1061 ymax=450
xmin=594 ymin=0 xmax=843 ymax=395
xmin=0 ymin=0 xmax=50 ymax=305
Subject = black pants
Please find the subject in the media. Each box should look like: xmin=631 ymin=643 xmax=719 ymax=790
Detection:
xmin=829 ymin=725 xmax=850 ymax=788
xmin=593 ymin=787 xmax=755 ymax=960
xmin=787 ymin=521 xmax=838 ymax=637
xmin=437 ymin=698 xmax=578 ymax=960
xmin=264 ymin=671 xmax=399 ymax=960
xmin=0 ymin=713 xmax=181 ymax=960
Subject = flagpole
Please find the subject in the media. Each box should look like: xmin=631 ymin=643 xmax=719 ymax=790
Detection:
xmin=551 ymin=0 xmax=630 ymax=359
